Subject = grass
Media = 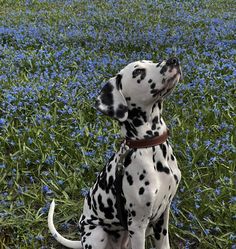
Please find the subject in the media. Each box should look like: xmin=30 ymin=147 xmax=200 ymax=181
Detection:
xmin=0 ymin=0 xmax=235 ymax=248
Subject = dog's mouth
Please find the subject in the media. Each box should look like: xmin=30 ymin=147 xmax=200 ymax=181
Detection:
xmin=166 ymin=67 xmax=182 ymax=86
xmin=152 ymin=60 xmax=182 ymax=99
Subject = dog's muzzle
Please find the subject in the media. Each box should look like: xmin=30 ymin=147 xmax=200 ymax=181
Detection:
xmin=166 ymin=57 xmax=183 ymax=80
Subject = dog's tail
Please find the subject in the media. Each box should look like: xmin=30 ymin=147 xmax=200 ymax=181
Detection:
xmin=48 ymin=200 xmax=83 ymax=249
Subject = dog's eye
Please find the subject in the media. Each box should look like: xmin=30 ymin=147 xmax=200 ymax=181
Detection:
xmin=135 ymin=69 xmax=143 ymax=74
xmin=132 ymin=68 xmax=146 ymax=79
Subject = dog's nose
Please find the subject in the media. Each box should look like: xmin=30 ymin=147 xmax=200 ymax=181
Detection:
xmin=166 ymin=57 xmax=179 ymax=66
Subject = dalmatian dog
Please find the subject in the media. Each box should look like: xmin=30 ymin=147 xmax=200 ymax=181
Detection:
xmin=48 ymin=57 xmax=182 ymax=249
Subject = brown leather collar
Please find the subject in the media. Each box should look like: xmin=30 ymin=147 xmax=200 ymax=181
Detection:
xmin=125 ymin=130 xmax=169 ymax=149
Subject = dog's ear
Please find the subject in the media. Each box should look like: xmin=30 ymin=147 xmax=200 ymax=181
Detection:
xmin=95 ymin=74 xmax=128 ymax=122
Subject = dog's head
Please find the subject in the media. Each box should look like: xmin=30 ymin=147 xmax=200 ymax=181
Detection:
xmin=95 ymin=58 xmax=182 ymax=122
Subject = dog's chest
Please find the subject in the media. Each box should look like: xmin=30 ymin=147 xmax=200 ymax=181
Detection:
xmin=122 ymin=142 xmax=181 ymax=221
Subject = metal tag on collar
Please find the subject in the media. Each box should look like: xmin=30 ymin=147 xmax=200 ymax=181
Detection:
xmin=116 ymin=162 xmax=125 ymax=176
xmin=116 ymin=143 xmax=131 ymax=175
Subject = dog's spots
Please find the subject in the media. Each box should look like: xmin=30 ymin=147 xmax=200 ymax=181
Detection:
xmin=116 ymin=104 xmax=128 ymax=120
xmin=146 ymin=130 xmax=153 ymax=136
xmin=128 ymin=107 xmax=147 ymax=123
xmin=131 ymin=210 xmax=136 ymax=217
xmin=89 ymin=225 xmax=96 ymax=230
xmin=139 ymin=187 xmax=145 ymax=195
xmin=151 ymin=123 xmax=157 ymax=131
xmin=152 ymin=116 xmax=159 ymax=124
xmin=148 ymin=79 xmax=153 ymax=83
xmin=152 ymin=155 xmax=157 ymax=166
xmin=160 ymin=65 xmax=168 ymax=75
xmin=160 ymin=144 xmax=167 ymax=158
xmin=107 ymin=163 xmax=112 ymax=172
xmin=150 ymin=88 xmax=161 ymax=97
xmin=156 ymin=161 xmax=170 ymax=174
xmin=153 ymin=213 xmax=164 ymax=240
xmin=174 ymin=174 xmax=179 ymax=184
xmin=153 ymin=131 xmax=159 ymax=137
xmin=123 ymin=121 xmax=138 ymax=137
xmin=133 ymin=118 xmax=143 ymax=127
xmin=116 ymin=74 xmax=123 ymax=90
xmin=145 ymin=181 xmax=149 ymax=186
xmin=97 ymin=169 xmax=114 ymax=194
xmin=124 ymin=150 xmax=134 ymax=167
xmin=97 ymin=194 xmax=114 ymax=219
xmin=163 ymin=228 xmax=167 ymax=236
xmin=126 ymin=172 xmax=133 ymax=185
xmin=146 ymin=202 xmax=151 ymax=207
xmin=171 ymin=154 xmax=175 ymax=161
xmin=139 ymin=174 xmax=145 ymax=181
xmin=129 ymin=230 xmax=134 ymax=235
xmin=99 ymin=82 xmax=114 ymax=106
xmin=153 ymin=164 xmax=156 ymax=171
xmin=152 ymin=103 xmax=157 ymax=113
xmin=150 ymin=83 xmax=156 ymax=89
xmin=92 ymin=197 xmax=98 ymax=215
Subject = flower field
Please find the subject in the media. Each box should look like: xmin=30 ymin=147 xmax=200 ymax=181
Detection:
xmin=0 ymin=0 xmax=235 ymax=248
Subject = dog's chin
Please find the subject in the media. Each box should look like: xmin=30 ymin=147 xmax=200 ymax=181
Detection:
xmin=166 ymin=73 xmax=179 ymax=88
xmin=159 ymin=75 xmax=180 ymax=99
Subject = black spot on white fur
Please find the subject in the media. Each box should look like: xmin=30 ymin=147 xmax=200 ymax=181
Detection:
xmin=156 ymin=161 xmax=170 ymax=174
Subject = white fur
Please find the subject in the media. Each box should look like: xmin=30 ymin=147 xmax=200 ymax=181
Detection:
xmin=48 ymin=200 xmax=82 ymax=249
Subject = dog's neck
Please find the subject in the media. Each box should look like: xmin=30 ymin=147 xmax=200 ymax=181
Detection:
xmin=120 ymin=101 xmax=167 ymax=140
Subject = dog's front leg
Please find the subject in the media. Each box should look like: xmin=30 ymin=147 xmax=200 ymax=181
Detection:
xmin=153 ymin=205 xmax=170 ymax=249
xmin=129 ymin=223 xmax=146 ymax=249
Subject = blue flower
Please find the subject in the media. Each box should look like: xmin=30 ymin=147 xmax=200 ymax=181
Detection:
xmin=45 ymin=155 xmax=55 ymax=165
xmin=27 ymin=137 xmax=34 ymax=144
xmin=80 ymin=188 xmax=90 ymax=197
xmin=229 ymin=197 xmax=236 ymax=204
xmin=0 ymin=163 xmax=6 ymax=169
xmin=215 ymin=188 xmax=221 ymax=196
xmin=42 ymin=185 xmax=52 ymax=195
xmin=35 ymin=234 xmax=44 ymax=241
xmin=0 ymin=118 xmax=7 ymax=127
